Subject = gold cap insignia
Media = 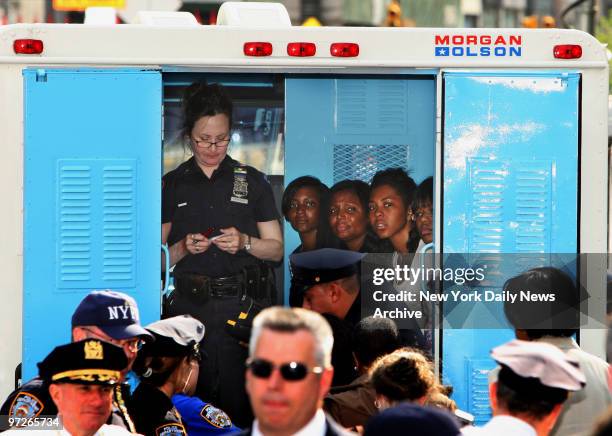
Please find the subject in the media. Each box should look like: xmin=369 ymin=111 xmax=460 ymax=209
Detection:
xmin=84 ymin=340 xmax=104 ymax=360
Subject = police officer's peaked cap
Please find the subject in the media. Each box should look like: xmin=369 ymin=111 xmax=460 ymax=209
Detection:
xmin=144 ymin=315 xmax=205 ymax=360
xmin=364 ymin=403 xmax=460 ymax=436
xmin=290 ymin=248 xmax=365 ymax=292
xmin=71 ymin=290 xmax=153 ymax=341
xmin=38 ymin=339 xmax=127 ymax=385
xmin=492 ymin=339 xmax=586 ymax=391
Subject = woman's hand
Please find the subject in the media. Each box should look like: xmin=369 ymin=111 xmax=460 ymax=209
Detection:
xmin=185 ymin=233 xmax=211 ymax=255
xmin=211 ymin=227 xmax=242 ymax=254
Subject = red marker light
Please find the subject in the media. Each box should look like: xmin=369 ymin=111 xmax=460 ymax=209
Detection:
xmin=13 ymin=39 xmax=44 ymax=55
xmin=243 ymin=42 xmax=273 ymax=57
xmin=553 ymin=44 xmax=582 ymax=59
xmin=287 ymin=42 xmax=316 ymax=57
xmin=330 ymin=43 xmax=359 ymax=58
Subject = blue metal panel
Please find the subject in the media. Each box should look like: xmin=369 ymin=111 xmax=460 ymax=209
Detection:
xmin=285 ymin=76 xmax=436 ymax=300
xmin=442 ymin=72 xmax=579 ymax=419
xmin=23 ymin=69 xmax=162 ymax=379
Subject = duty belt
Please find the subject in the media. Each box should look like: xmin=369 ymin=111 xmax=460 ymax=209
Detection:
xmin=175 ymin=273 xmax=244 ymax=299
xmin=174 ymin=264 xmax=274 ymax=304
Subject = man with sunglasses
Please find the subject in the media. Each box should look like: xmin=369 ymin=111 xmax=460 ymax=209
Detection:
xmin=240 ymin=307 xmax=354 ymax=436
xmin=0 ymin=290 xmax=153 ymax=432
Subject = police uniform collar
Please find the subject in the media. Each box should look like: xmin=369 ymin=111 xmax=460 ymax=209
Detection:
xmin=187 ymin=155 xmax=237 ymax=178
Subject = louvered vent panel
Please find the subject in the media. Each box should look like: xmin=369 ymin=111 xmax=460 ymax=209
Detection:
xmin=336 ymin=80 xmax=368 ymax=132
xmin=515 ymin=162 xmax=551 ymax=253
xmin=336 ymin=80 xmax=408 ymax=134
xmin=333 ymin=144 xmax=410 ymax=183
xmin=468 ymin=159 xmax=507 ymax=254
xmin=103 ymin=166 xmax=135 ymax=282
xmin=58 ymin=165 xmax=92 ymax=285
xmin=467 ymin=359 xmax=496 ymax=426
xmin=376 ymin=80 xmax=407 ymax=132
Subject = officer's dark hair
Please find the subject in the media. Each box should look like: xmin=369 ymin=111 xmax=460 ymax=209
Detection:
xmin=352 ymin=317 xmax=400 ymax=368
xmin=503 ymin=267 xmax=579 ymax=337
xmin=413 ymin=176 xmax=433 ymax=211
xmin=496 ymin=364 xmax=568 ymax=420
xmin=370 ymin=168 xmax=419 ymax=252
xmin=132 ymin=336 xmax=201 ymax=388
xmin=182 ymin=82 xmax=233 ymax=139
xmin=370 ymin=348 xmax=436 ymax=403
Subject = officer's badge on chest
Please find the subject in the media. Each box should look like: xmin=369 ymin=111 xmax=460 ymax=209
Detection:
xmin=231 ymin=167 xmax=248 ymax=204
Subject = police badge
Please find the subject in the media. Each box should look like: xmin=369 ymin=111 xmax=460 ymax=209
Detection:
xmin=155 ymin=423 xmax=187 ymax=436
xmin=200 ymin=404 xmax=232 ymax=429
xmin=230 ymin=167 xmax=248 ymax=204
xmin=8 ymin=392 xmax=43 ymax=419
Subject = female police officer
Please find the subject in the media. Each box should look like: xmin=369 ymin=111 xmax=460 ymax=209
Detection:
xmin=131 ymin=315 xmax=238 ymax=435
xmin=161 ymin=83 xmax=283 ymax=427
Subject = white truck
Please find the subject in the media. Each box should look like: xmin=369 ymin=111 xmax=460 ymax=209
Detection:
xmin=0 ymin=2 xmax=607 ymax=424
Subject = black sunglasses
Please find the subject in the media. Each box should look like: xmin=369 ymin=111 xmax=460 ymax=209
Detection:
xmin=246 ymin=358 xmax=323 ymax=381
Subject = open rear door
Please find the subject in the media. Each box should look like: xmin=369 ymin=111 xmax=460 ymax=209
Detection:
xmin=442 ymin=71 xmax=580 ymax=423
xmin=23 ymin=68 xmax=162 ymax=379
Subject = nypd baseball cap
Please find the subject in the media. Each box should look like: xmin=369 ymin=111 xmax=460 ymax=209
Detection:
xmin=71 ymin=290 xmax=153 ymax=341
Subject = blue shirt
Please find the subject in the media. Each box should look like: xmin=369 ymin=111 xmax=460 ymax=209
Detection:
xmin=172 ymin=394 xmax=241 ymax=435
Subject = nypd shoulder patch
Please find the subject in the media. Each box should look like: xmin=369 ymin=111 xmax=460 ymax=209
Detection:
xmin=155 ymin=423 xmax=187 ymax=436
xmin=9 ymin=392 xmax=44 ymax=419
xmin=199 ymin=404 xmax=232 ymax=429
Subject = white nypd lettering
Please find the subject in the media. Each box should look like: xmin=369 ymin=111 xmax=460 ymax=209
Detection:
xmin=108 ymin=305 xmax=137 ymax=320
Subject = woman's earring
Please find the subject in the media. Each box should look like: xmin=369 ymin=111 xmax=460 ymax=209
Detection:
xmin=374 ymin=399 xmax=381 ymax=409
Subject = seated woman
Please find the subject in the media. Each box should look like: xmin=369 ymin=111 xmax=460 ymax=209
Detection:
xmin=369 ymin=168 xmax=418 ymax=255
xmin=369 ymin=348 xmax=437 ymax=410
xmin=131 ymin=315 xmax=239 ymax=436
xmin=329 ymin=179 xmax=389 ymax=253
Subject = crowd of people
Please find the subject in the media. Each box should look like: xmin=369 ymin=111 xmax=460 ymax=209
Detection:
xmin=1 ymin=82 xmax=610 ymax=436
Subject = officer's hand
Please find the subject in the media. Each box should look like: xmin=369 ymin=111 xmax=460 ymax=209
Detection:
xmin=212 ymin=227 xmax=241 ymax=254
xmin=185 ymin=233 xmax=211 ymax=255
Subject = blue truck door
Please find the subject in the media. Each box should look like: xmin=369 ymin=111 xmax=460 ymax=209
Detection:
xmin=442 ymin=72 xmax=579 ymax=423
xmin=285 ymin=76 xmax=436 ymax=299
xmin=23 ymin=69 xmax=162 ymax=379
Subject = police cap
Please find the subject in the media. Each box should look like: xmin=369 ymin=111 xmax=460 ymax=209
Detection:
xmin=364 ymin=403 xmax=460 ymax=436
xmin=491 ymin=339 xmax=586 ymax=392
xmin=290 ymin=248 xmax=365 ymax=293
xmin=144 ymin=315 xmax=205 ymax=360
xmin=71 ymin=290 xmax=153 ymax=341
xmin=38 ymin=339 xmax=127 ymax=385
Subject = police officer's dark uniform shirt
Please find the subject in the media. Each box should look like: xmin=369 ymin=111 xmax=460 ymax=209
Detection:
xmin=130 ymin=382 xmax=187 ymax=436
xmin=172 ymin=394 xmax=240 ymax=435
xmin=0 ymin=377 xmax=136 ymax=432
xmin=162 ymin=156 xmax=279 ymax=278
